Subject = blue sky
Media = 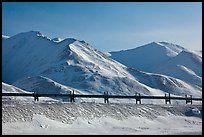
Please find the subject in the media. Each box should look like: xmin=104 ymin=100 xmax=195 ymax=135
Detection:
xmin=2 ymin=2 xmax=202 ymax=52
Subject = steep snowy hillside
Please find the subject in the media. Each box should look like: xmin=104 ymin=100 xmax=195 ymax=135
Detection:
xmin=127 ymin=68 xmax=201 ymax=97
xmin=192 ymin=50 xmax=202 ymax=57
xmin=109 ymin=42 xmax=202 ymax=87
xmin=152 ymin=50 xmax=202 ymax=87
xmin=12 ymin=76 xmax=88 ymax=102
xmin=12 ymin=76 xmax=84 ymax=94
xmin=2 ymin=82 xmax=32 ymax=94
xmin=2 ymin=31 xmax=76 ymax=84
xmin=2 ymin=31 xmax=151 ymax=96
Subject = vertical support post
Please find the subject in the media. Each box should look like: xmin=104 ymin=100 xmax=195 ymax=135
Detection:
xmin=33 ymin=91 xmax=39 ymax=101
xmin=69 ymin=91 xmax=71 ymax=102
xmin=190 ymin=95 xmax=192 ymax=104
xmin=107 ymin=91 xmax=109 ymax=103
xmin=135 ymin=93 xmax=141 ymax=104
xmin=169 ymin=93 xmax=171 ymax=104
xmin=138 ymin=93 xmax=141 ymax=104
xmin=185 ymin=94 xmax=188 ymax=104
xmin=104 ymin=92 xmax=106 ymax=103
xmin=185 ymin=95 xmax=192 ymax=104
xmin=165 ymin=93 xmax=167 ymax=104
xmin=71 ymin=90 xmax=75 ymax=102
xmin=73 ymin=90 xmax=75 ymax=102
xmin=104 ymin=91 xmax=109 ymax=103
xmin=135 ymin=93 xmax=137 ymax=104
xmin=165 ymin=93 xmax=171 ymax=104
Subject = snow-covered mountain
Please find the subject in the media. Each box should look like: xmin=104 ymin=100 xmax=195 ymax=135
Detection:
xmin=2 ymin=31 xmax=202 ymax=99
xmin=109 ymin=42 xmax=202 ymax=87
xmin=152 ymin=50 xmax=202 ymax=87
xmin=2 ymin=31 xmax=150 ymax=96
xmin=127 ymin=68 xmax=201 ymax=97
xmin=109 ymin=42 xmax=184 ymax=71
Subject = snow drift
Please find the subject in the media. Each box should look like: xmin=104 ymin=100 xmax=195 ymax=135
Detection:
xmin=2 ymin=98 xmax=202 ymax=135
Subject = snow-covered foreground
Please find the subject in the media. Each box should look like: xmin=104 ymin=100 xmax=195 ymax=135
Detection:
xmin=2 ymin=100 xmax=202 ymax=135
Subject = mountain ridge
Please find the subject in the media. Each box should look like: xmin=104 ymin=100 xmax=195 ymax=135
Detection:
xmin=2 ymin=31 xmax=202 ymax=100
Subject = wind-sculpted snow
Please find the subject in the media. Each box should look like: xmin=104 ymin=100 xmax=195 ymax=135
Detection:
xmin=2 ymin=100 xmax=202 ymax=124
xmin=158 ymin=41 xmax=185 ymax=54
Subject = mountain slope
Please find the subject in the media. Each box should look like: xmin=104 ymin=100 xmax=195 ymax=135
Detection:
xmin=2 ymin=82 xmax=38 ymax=102
xmin=2 ymin=31 xmax=76 ymax=84
xmin=127 ymin=68 xmax=201 ymax=97
xmin=2 ymin=31 xmax=151 ymax=96
xmin=109 ymin=42 xmax=202 ymax=87
xmin=109 ymin=42 xmax=184 ymax=72
xmin=152 ymin=50 xmax=202 ymax=86
xmin=12 ymin=76 xmax=88 ymax=102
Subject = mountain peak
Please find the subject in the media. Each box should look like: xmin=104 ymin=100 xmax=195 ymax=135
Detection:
xmin=144 ymin=41 xmax=185 ymax=55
